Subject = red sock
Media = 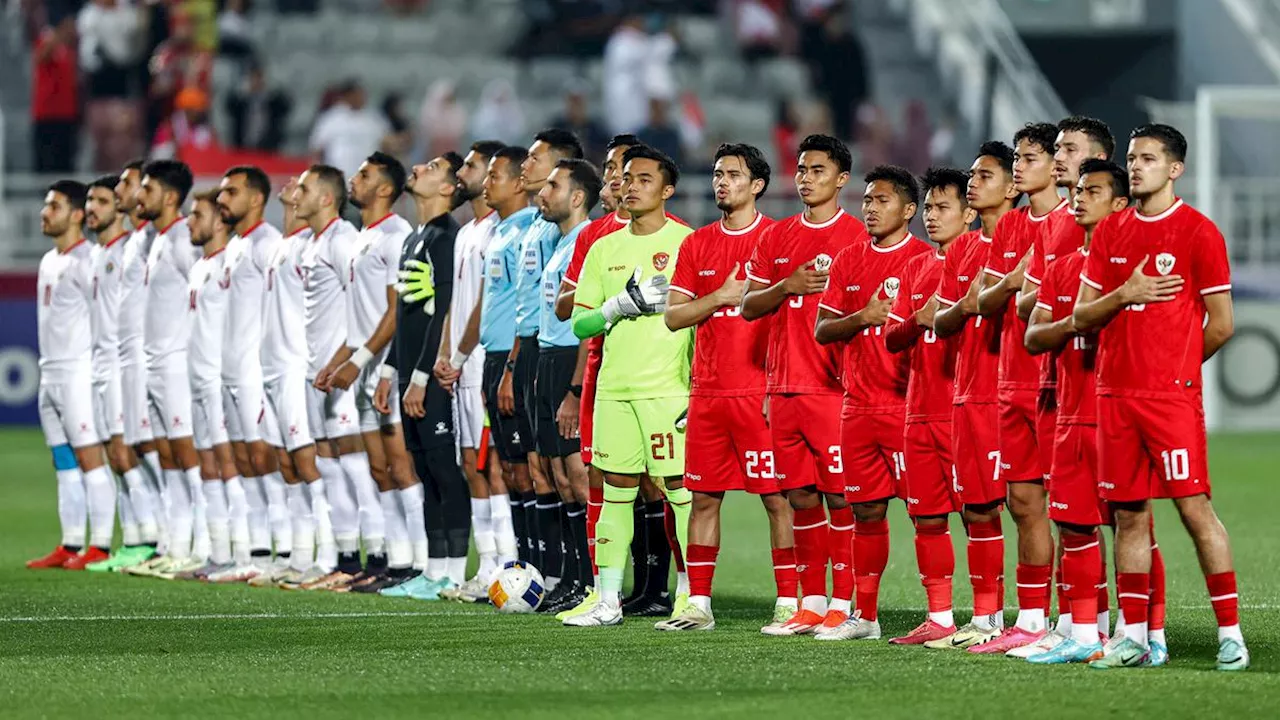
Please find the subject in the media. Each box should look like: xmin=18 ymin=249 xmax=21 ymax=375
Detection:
xmin=1117 ymin=572 xmax=1150 ymax=631
xmin=686 ymin=544 xmax=718 ymax=598
xmin=913 ymin=522 xmax=954 ymax=614
xmin=854 ymin=518 xmax=889 ymax=621
xmin=1149 ymin=533 xmax=1166 ymax=631
xmin=664 ymin=504 xmax=685 ymax=573
xmin=1097 ymin=548 xmax=1110 ymax=616
xmin=587 ymin=486 xmax=603 ymax=573
xmin=772 ymin=547 xmax=798 ymax=600
xmin=1016 ymin=563 xmax=1052 ymax=614
xmin=967 ymin=518 xmax=1005 ymax=618
xmin=828 ymin=505 xmax=855 ymax=603
xmin=1206 ymin=571 xmax=1240 ymax=628
xmin=1061 ymin=530 xmax=1101 ymax=632
xmin=792 ymin=505 xmax=829 ymax=600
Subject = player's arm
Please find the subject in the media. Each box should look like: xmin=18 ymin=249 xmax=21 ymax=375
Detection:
xmin=742 ymin=260 xmax=827 ymax=321
xmin=1202 ymin=291 xmax=1234 ymax=361
xmin=976 ymin=250 xmax=1029 ymax=316
xmin=557 ymin=342 xmax=588 ymax=439
xmin=1024 ymin=304 xmax=1074 ymax=355
xmin=1073 ymin=254 xmax=1184 ymax=333
xmin=664 ymin=261 xmax=744 ymax=331
xmin=934 ymin=274 xmax=980 ymax=339
xmin=1016 ymin=276 xmax=1040 ymax=321
xmin=555 ymin=280 xmax=576 ymax=322
xmin=884 ymin=280 xmax=929 ymax=354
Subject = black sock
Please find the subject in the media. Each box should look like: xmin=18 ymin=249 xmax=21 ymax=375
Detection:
xmin=366 ymin=553 xmax=387 ymax=572
xmin=642 ymin=499 xmax=671 ymax=598
xmin=251 ymin=549 xmax=271 ymax=558
xmin=521 ymin=490 xmax=540 ymax=571
xmin=536 ymin=492 xmax=564 ymax=581
xmin=509 ymin=491 xmax=528 ymax=562
xmin=389 ymin=565 xmax=415 ymax=578
xmin=63 ymin=544 xmax=81 ymax=553
xmin=559 ymin=502 xmax=581 ymax=587
xmin=337 ymin=551 xmax=362 ymax=574
xmin=276 ymin=551 xmax=291 ymax=560
xmin=626 ymin=502 xmax=648 ymax=599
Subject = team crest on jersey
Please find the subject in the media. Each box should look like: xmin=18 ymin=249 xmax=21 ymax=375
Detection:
xmin=1155 ymin=252 xmax=1176 ymax=276
xmin=813 ymin=253 xmax=833 ymax=272
xmin=653 ymin=252 xmax=670 ymax=271
xmin=105 ymin=262 xmax=115 ymax=273
xmin=882 ymin=276 xmax=901 ymax=299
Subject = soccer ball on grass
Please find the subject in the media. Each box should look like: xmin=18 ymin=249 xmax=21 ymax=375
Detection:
xmin=488 ymin=561 xmax=545 ymax=613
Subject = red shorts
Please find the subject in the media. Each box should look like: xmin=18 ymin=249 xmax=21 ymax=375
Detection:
xmin=839 ymin=401 xmax=905 ymax=504
xmin=904 ymin=420 xmax=959 ymax=517
xmin=998 ymin=388 xmax=1044 ymax=483
xmin=769 ymin=393 xmax=843 ymax=494
xmin=1048 ymin=423 xmax=1110 ymax=526
xmin=684 ymin=394 xmax=778 ymax=495
xmin=953 ymin=402 xmax=1004 ymax=506
xmin=1098 ymin=393 xmax=1210 ymax=502
xmin=1036 ymin=389 xmax=1057 ymax=487
xmin=580 ymin=348 xmax=601 ymax=465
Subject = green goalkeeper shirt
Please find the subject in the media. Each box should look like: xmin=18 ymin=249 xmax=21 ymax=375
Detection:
xmin=573 ymin=218 xmax=694 ymax=401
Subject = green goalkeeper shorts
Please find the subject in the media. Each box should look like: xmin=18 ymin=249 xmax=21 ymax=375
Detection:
xmin=591 ymin=396 xmax=688 ymax=477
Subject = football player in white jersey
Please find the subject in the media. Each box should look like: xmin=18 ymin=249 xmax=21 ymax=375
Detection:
xmin=212 ymin=166 xmax=289 ymax=583
xmin=315 ymin=152 xmax=421 ymax=591
xmin=82 ymin=176 xmax=163 ymax=572
xmin=293 ymin=164 xmax=384 ymax=590
xmin=135 ymin=160 xmax=209 ymax=579
xmin=27 ymin=181 xmax=118 ymax=570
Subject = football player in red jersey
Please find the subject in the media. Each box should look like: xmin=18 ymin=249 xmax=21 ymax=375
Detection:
xmin=656 ymin=143 xmax=797 ymax=633
xmin=883 ymin=167 xmax=976 ymax=644
xmin=928 ymin=142 xmax=1018 ymax=650
xmin=742 ymin=134 xmax=871 ymax=637
xmin=812 ymin=165 xmax=930 ymax=640
xmin=1074 ymin=125 xmax=1246 ymax=671
xmin=1022 ymin=158 xmax=1129 ymax=664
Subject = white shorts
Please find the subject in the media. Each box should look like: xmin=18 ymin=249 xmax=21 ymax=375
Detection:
xmin=356 ymin=364 xmax=400 ymax=433
xmin=306 ymin=381 xmax=360 ymax=440
xmin=223 ymin=381 xmax=266 ymax=444
xmin=38 ymin=378 xmax=99 ymax=449
xmin=263 ymin=372 xmax=314 ymax=452
xmin=454 ymin=383 xmax=486 ymax=450
xmin=92 ymin=376 xmax=124 ymax=443
xmin=120 ymin=363 xmax=154 ymax=446
xmin=192 ymin=383 xmax=229 ymax=451
xmin=146 ymin=369 xmax=194 ymax=439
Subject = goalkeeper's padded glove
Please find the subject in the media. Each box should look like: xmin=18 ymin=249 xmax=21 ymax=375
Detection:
xmin=396 ymin=259 xmax=437 ymax=315
xmin=601 ymin=268 xmax=669 ymax=323
xmin=674 ymin=407 xmax=688 ymax=433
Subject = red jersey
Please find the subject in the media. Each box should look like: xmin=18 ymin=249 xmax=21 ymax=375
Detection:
xmin=670 ymin=214 xmax=775 ymax=397
xmin=1025 ymin=200 xmax=1084 ymax=390
xmin=746 ymin=209 xmax=870 ymax=395
xmin=819 ymin=233 xmax=931 ymax=411
xmin=1035 ymin=249 xmax=1095 ymax=424
xmin=985 ymin=206 xmax=1054 ymax=393
xmin=887 ymin=250 xmax=958 ymax=422
xmin=1080 ymin=200 xmax=1232 ymax=399
xmin=936 ymin=230 xmax=1000 ymax=405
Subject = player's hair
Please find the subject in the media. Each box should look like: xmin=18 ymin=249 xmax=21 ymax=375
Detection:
xmin=1012 ymin=122 xmax=1059 ymax=154
xmin=1130 ymin=123 xmax=1188 ymax=163
xmin=621 ymin=144 xmax=680 ymax=187
xmin=142 ymin=159 xmax=194 ymax=205
xmin=606 ymin=133 xmax=642 ymax=151
xmin=469 ymin=140 xmax=506 ymax=161
xmin=223 ymin=165 xmax=271 ymax=201
xmin=122 ymin=158 xmax=145 ymax=174
xmin=976 ymin=140 xmax=1016 ymax=175
xmin=1079 ymin=158 xmax=1130 ymax=202
xmin=441 ymin=152 xmax=466 ymax=210
xmin=555 ymin=158 xmax=604 ymax=210
xmin=306 ymin=164 xmax=348 ymax=210
xmin=534 ymin=128 xmax=585 ymax=160
xmin=797 ymin=134 xmax=852 ymax=173
xmin=89 ymin=175 xmax=118 ymax=193
xmin=366 ymin=151 xmax=407 ymax=203
xmin=714 ymin=143 xmax=772 ymax=198
xmin=191 ymin=187 xmax=220 ymax=206
xmin=491 ymin=146 xmax=528 ymax=179
xmin=1057 ymin=115 xmax=1115 ymax=159
xmin=865 ymin=164 xmax=920 ymax=206
xmin=48 ymin=180 xmax=88 ymax=214
xmin=920 ymin=166 xmax=970 ymax=205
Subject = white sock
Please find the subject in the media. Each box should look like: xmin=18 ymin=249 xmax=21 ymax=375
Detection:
xmin=489 ymin=494 xmax=517 ymax=563
xmin=676 ymin=571 xmax=689 ymax=597
xmin=286 ymin=482 xmax=314 ymax=571
xmin=240 ymin=475 xmax=270 ymax=554
xmin=154 ymin=466 xmax=171 ymax=555
xmin=800 ymin=595 xmax=828 ymax=615
xmin=224 ymin=476 xmax=251 ymax=565
xmin=1072 ymin=616 xmax=1100 ymax=645
xmin=55 ymin=467 xmax=86 ymax=548
xmin=308 ymin=477 xmax=337 ymax=571
xmin=81 ymin=467 xmax=115 ymax=549
xmin=1115 ymin=609 xmax=1126 ymax=638
xmin=1150 ymin=627 xmax=1168 ymax=645
xmin=1124 ymin=620 xmax=1149 ymax=647
xmin=122 ymin=467 xmax=158 ymax=543
xmin=1098 ymin=609 xmax=1111 ymax=636
xmin=186 ymin=467 xmax=209 ymax=560
xmin=973 ymin=612 xmax=1003 ymax=632
xmin=929 ymin=610 xmax=955 ymax=627
xmin=140 ymin=450 xmax=163 ymax=496
xmin=690 ymin=595 xmax=711 ymax=613
xmin=203 ymin=480 xmax=231 ymax=565
xmin=471 ymin=497 xmax=496 ymax=575
xmin=382 ymin=489 xmax=411 ymax=568
xmin=340 ymin=451 xmax=385 ymax=553
xmin=400 ymin=484 xmax=428 ymax=570
xmin=829 ymin=598 xmax=851 ymax=614
xmin=165 ymin=468 xmax=192 ymax=559
xmin=1015 ymin=607 xmax=1046 ymax=633
xmin=318 ymin=456 xmax=358 ymax=554
xmin=117 ymin=479 xmax=141 ymax=546
xmin=425 ymin=559 xmax=446 ymax=581
xmin=1057 ymin=612 xmax=1074 ymax=637
xmin=263 ymin=471 xmax=291 ymax=554
xmin=446 ymin=556 xmax=467 ymax=585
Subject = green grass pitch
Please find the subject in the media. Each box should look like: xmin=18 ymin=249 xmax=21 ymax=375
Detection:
xmin=2 ymin=427 xmax=1278 ymax=718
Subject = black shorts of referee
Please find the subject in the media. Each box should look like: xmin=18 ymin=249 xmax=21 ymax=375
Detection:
xmin=483 ymin=352 xmax=527 ymax=464
xmin=534 ymin=344 xmax=581 ymax=458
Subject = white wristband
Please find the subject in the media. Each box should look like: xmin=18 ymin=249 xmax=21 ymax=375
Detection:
xmin=378 ymin=364 xmax=395 ymax=380
xmin=409 ymin=370 xmax=430 ymax=388
xmin=449 ymin=350 xmax=469 ymax=370
xmin=349 ymin=345 xmax=374 ymax=370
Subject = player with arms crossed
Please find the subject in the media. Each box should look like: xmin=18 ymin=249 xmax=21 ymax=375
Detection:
xmin=1074 ymin=125 xmax=1247 ymax=671
xmin=883 ymin=167 xmax=976 ymax=643
xmin=814 ymin=165 xmax=931 ymax=640
xmin=742 ymin=135 xmax=870 ymax=636
xmin=657 ymin=143 xmax=799 ymax=633
xmin=564 ymin=145 xmax=694 ymax=627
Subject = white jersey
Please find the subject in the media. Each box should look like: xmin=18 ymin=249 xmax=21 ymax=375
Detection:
xmin=118 ymin=222 xmax=156 ymax=367
xmin=300 ymin=217 xmax=357 ymax=378
xmin=37 ymin=239 xmax=95 ymax=384
xmin=187 ymin=248 xmax=230 ymax=386
xmin=261 ymin=228 xmax=311 ymax=381
xmin=222 ymin=221 xmax=283 ymax=385
xmin=144 ymin=218 xmax=199 ymax=373
xmin=90 ymin=231 xmax=129 ymax=382
xmin=450 ymin=210 xmax=498 ymax=388
xmin=346 ymin=213 xmax=410 ymax=357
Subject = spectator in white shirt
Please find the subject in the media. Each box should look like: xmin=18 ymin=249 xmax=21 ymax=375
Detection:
xmin=309 ymin=81 xmax=391 ymax=178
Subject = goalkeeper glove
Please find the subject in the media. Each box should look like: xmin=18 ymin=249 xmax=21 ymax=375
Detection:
xmin=396 ymin=259 xmax=437 ymax=315
xmin=601 ymin=268 xmax=669 ymax=323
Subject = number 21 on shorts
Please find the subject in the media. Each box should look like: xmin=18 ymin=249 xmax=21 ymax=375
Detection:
xmin=650 ymin=432 xmax=676 ymax=461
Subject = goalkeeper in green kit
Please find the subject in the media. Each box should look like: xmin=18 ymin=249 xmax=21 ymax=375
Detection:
xmin=564 ymin=145 xmax=694 ymax=627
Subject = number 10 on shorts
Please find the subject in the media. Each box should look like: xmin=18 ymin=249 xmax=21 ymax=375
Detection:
xmin=1161 ymin=448 xmax=1190 ymax=481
